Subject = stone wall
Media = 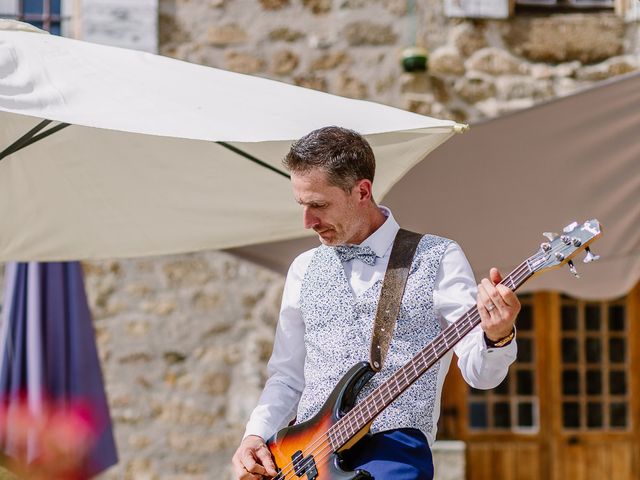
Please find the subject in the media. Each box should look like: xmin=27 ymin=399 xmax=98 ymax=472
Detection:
xmin=159 ymin=1 xmax=638 ymax=124
xmin=85 ymin=253 xmax=284 ymax=479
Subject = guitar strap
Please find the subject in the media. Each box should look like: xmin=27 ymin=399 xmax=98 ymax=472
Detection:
xmin=369 ymin=228 xmax=423 ymax=372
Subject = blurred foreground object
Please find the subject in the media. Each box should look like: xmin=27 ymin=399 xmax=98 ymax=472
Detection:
xmin=0 ymin=262 xmax=117 ymax=478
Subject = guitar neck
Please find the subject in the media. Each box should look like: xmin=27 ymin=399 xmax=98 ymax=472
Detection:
xmin=328 ymin=258 xmax=535 ymax=450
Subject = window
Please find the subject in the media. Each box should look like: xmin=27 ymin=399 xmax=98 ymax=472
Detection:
xmin=560 ymin=295 xmax=629 ymax=430
xmin=468 ymin=296 xmax=538 ymax=432
xmin=0 ymin=0 xmax=64 ymax=35
xmin=444 ymin=0 xmax=622 ymax=18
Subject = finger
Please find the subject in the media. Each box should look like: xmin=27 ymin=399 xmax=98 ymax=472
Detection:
xmin=255 ymin=445 xmax=278 ymax=477
xmin=490 ymin=267 xmax=502 ymax=285
xmin=477 ymin=296 xmax=491 ymax=325
xmin=496 ymin=283 xmax=519 ymax=309
xmin=478 ymin=282 xmax=499 ymax=316
xmin=481 ymin=278 xmax=507 ymax=311
xmin=241 ymin=451 xmax=267 ymax=477
xmin=232 ymin=457 xmax=258 ymax=480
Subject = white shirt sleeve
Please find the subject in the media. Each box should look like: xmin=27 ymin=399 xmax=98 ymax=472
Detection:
xmin=243 ymin=252 xmax=311 ymax=440
xmin=434 ymin=242 xmax=517 ymax=390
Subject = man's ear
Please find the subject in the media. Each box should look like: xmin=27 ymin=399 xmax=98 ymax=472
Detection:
xmin=355 ymin=179 xmax=373 ymax=203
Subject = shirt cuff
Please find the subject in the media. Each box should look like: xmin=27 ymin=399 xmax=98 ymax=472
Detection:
xmin=481 ymin=327 xmax=518 ymax=355
xmin=243 ymin=419 xmax=277 ymax=442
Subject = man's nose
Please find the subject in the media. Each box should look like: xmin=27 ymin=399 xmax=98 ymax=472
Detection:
xmin=303 ymin=208 xmax=319 ymax=229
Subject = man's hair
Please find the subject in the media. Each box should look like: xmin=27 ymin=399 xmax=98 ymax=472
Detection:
xmin=283 ymin=126 xmax=375 ymax=192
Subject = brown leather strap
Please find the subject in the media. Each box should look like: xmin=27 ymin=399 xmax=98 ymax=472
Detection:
xmin=369 ymin=228 xmax=422 ymax=372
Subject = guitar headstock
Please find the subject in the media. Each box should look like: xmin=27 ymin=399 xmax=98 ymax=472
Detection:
xmin=528 ymin=219 xmax=602 ymax=278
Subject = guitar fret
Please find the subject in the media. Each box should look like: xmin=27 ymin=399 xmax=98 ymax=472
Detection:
xmin=328 ymin=255 xmax=542 ymax=453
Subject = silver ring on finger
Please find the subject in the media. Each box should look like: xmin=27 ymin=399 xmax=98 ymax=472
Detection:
xmin=486 ymin=302 xmax=496 ymax=312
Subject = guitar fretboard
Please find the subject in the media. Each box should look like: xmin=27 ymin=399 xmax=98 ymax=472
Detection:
xmin=327 ymin=258 xmax=535 ymax=450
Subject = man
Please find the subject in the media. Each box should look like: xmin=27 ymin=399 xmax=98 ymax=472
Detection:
xmin=232 ymin=126 xmax=520 ymax=479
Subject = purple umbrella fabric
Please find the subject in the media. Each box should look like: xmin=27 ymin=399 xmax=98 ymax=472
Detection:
xmin=0 ymin=261 xmax=117 ymax=476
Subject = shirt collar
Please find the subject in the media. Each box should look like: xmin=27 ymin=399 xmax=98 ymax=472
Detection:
xmin=358 ymin=206 xmax=399 ymax=258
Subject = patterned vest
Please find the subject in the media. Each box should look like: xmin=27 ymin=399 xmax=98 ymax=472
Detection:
xmin=296 ymin=234 xmax=451 ymax=438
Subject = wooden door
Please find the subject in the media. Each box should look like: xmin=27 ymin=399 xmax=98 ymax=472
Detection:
xmin=550 ymin=287 xmax=640 ymax=479
xmin=438 ymin=285 xmax=640 ymax=479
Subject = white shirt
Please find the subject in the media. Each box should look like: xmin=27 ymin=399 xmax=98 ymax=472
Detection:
xmin=244 ymin=207 xmax=516 ymax=444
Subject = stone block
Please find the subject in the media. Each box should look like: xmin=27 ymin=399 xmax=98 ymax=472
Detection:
xmin=294 ymin=74 xmax=328 ymax=91
xmin=375 ymin=73 xmax=396 ymax=94
xmin=303 ymin=0 xmax=332 ymax=14
xmin=344 ymin=21 xmax=397 ymax=46
xmin=466 ymin=48 xmax=528 ymax=76
xmin=575 ymin=55 xmax=638 ymax=81
xmin=128 ymin=433 xmax=152 ymax=449
xmin=475 ymin=97 xmax=535 ymax=118
xmin=400 ymin=73 xmax=430 ymax=93
xmin=503 ymin=14 xmax=624 ymax=64
xmin=337 ymin=73 xmax=368 ymax=99
xmin=431 ymin=76 xmax=451 ymax=103
xmin=164 ymin=351 xmax=188 ymax=365
xmin=224 ymin=51 xmax=265 ymax=74
xmin=159 ymin=13 xmax=191 ymax=47
xmin=451 ymin=22 xmax=488 ymax=58
xmin=429 ymin=46 xmax=465 ymax=76
xmin=201 ymin=371 xmax=231 ymax=395
xmin=259 ymin=0 xmax=289 ymax=9
xmin=268 ymin=27 xmax=305 ymax=42
xmin=159 ymin=401 xmax=221 ymax=427
xmin=126 ymin=319 xmax=151 ymax=336
xmin=125 ymin=458 xmax=158 ymax=480
xmin=193 ymin=291 xmax=221 ymax=310
xmin=118 ymin=352 xmax=153 ymax=364
xmin=271 ymin=50 xmax=300 ymax=75
xmin=163 ymin=258 xmax=212 ymax=288
xmin=405 ymin=94 xmax=436 ymax=116
xmin=207 ymin=24 xmax=248 ymax=47
xmin=495 ymin=77 xmax=554 ymax=101
xmin=310 ymin=52 xmax=351 ymax=71
xmin=453 ymin=74 xmax=496 ymax=103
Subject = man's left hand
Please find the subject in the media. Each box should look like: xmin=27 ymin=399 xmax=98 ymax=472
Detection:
xmin=477 ymin=268 xmax=521 ymax=342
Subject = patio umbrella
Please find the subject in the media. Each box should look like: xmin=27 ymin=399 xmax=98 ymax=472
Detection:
xmin=0 ymin=261 xmax=117 ymax=477
xmin=230 ymin=72 xmax=640 ymax=301
xmin=0 ymin=20 xmax=464 ymax=262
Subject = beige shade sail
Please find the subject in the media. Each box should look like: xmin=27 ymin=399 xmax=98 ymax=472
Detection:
xmin=230 ymin=72 xmax=640 ymax=301
xmin=0 ymin=21 xmax=463 ymax=261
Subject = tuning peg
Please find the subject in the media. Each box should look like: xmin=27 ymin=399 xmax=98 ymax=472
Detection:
xmin=568 ymin=260 xmax=580 ymax=278
xmin=583 ymin=247 xmax=600 ymax=264
xmin=543 ymin=232 xmax=559 ymax=241
xmin=563 ymin=221 xmax=578 ymax=233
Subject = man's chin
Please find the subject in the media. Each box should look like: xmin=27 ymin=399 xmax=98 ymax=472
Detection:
xmin=316 ymin=232 xmax=338 ymax=246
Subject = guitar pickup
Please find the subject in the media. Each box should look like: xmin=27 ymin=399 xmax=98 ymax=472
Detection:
xmin=291 ymin=450 xmax=318 ymax=479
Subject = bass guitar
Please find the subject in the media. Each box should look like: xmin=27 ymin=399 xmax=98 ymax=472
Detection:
xmin=266 ymin=219 xmax=602 ymax=480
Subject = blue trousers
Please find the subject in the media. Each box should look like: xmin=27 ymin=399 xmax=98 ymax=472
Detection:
xmin=340 ymin=428 xmax=434 ymax=480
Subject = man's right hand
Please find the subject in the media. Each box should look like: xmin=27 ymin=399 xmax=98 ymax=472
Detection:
xmin=232 ymin=435 xmax=278 ymax=479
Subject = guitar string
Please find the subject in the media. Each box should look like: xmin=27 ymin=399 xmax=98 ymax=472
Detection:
xmin=270 ymin=258 xmax=535 ymax=480
xmin=272 ymin=240 xmax=579 ymax=479
xmin=271 ymin=258 xmax=535 ymax=480
xmin=329 ymin=258 xmax=534 ymax=444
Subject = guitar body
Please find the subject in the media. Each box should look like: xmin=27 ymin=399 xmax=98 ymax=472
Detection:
xmin=267 ymin=362 xmax=376 ymax=480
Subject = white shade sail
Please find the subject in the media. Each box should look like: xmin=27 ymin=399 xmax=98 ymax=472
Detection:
xmin=231 ymin=72 xmax=640 ymax=301
xmin=0 ymin=20 xmax=463 ymax=261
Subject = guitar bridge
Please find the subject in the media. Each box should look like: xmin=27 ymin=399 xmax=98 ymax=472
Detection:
xmin=291 ymin=450 xmax=318 ymax=479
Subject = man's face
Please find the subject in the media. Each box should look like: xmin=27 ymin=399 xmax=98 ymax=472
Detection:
xmin=291 ymin=169 xmax=364 ymax=246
